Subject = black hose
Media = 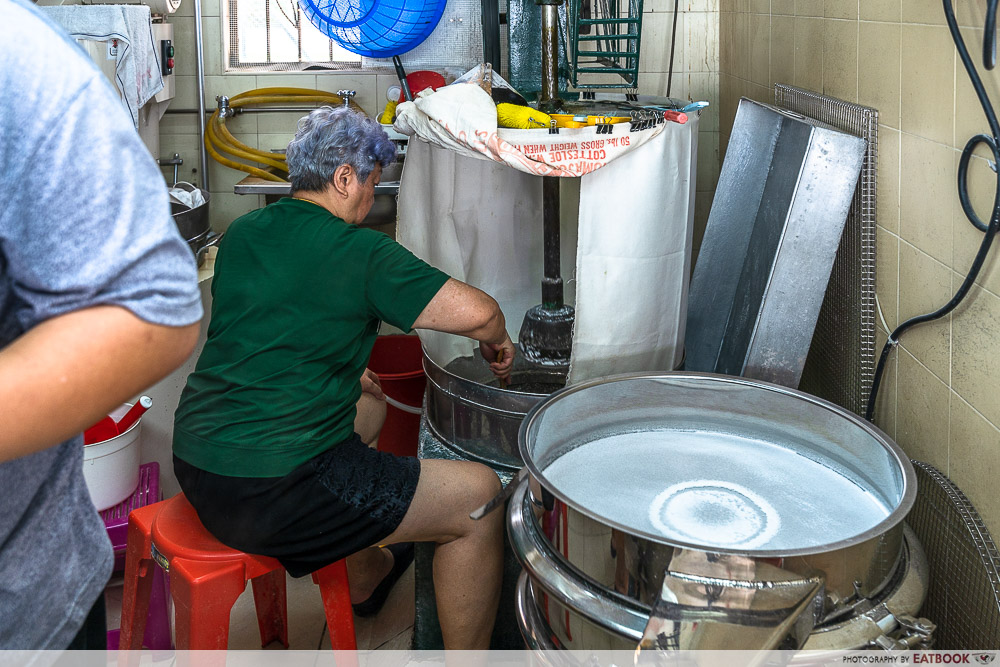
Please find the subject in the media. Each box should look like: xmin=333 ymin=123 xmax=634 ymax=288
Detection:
xmin=864 ymin=0 xmax=1000 ymax=421
xmin=481 ymin=0 xmax=502 ymax=71
xmin=666 ymin=0 xmax=680 ymax=97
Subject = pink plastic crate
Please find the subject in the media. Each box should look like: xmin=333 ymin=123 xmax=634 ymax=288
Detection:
xmin=101 ymin=462 xmax=160 ymax=571
xmin=100 ymin=462 xmax=171 ymax=650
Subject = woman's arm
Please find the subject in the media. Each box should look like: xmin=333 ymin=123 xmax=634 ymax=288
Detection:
xmin=0 ymin=305 xmax=199 ymax=463
xmin=411 ymin=279 xmax=515 ymax=377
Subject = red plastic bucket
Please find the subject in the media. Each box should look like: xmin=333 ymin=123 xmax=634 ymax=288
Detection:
xmin=367 ymin=335 xmax=426 ymax=457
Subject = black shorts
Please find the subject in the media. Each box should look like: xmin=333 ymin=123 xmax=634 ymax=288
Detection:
xmin=173 ymin=434 xmax=420 ymax=577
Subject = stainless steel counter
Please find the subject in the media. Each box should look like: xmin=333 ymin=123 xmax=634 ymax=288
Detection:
xmin=234 ymin=159 xmax=402 ymax=229
xmin=233 ymin=178 xmax=400 ymax=197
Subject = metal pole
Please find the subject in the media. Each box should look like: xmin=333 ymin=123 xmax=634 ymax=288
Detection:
xmin=539 ymin=0 xmax=562 ymax=306
xmin=541 ymin=176 xmax=563 ymax=309
xmin=194 ymin=0 xmax=210 ymax=190
xmin=539 ymin=3 xmax=560 ymax=112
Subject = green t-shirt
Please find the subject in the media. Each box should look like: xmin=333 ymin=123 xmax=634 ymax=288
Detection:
xmin=173 ymin=198 xmax=449 ymax=477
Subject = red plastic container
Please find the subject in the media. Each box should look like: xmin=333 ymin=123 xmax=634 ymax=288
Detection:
xmin=367 ymin=335 xmax=426 ymax=457
xmin=397 ymin=71 xmax=446 ymax=102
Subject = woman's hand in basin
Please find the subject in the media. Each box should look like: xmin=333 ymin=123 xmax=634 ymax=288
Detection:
xmin=480 ymin=335 xmax=515 ymax=380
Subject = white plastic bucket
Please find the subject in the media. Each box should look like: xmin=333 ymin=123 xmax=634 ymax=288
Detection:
xmin=82 ymin=403 xmax=142 ymax=511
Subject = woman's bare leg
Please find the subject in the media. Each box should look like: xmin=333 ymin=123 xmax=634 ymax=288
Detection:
xmin=344 ymin=393 xmax=504 ymax=645
xmin=345 ymin=547 xmax=393 ymax=603
xmin=377 ymin=459 xmax=504 ymax=649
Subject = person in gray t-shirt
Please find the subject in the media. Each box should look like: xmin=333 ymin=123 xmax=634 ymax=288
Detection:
xmin=0 ymin=0 xmax=203 ymax=650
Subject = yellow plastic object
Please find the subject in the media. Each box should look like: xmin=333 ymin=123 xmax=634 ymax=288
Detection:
xmin=205 ymin=88 xmax=367 ymax=182
xmin=497 ymin=103 xmax=552 ymax=129
xmin=551 ymin=113 xmax=630 ymax=128
xmin=550 ymin=114 xmax=588 ymax=129
xmin=380 ymin=100 xmax=398 ymax=124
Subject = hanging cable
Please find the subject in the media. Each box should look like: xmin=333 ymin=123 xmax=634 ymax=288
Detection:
xmin=666 ymin=0 xmax=680 ymax=97
xmin=865 ymin=0 xmax=1000 ymax=420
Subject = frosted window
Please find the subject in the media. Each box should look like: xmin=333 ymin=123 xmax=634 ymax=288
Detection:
xmin=227 ymin=0 xmax=361 ymax=71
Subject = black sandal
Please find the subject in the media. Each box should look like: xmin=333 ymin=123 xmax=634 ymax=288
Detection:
xmin=351 ymin=542 xmax=415 ymax=618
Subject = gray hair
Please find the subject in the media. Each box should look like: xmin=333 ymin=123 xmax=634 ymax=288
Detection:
xmin=286 ymin=106 xmax=396 ymax=192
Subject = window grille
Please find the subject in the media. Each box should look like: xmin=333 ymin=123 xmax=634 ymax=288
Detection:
xmin=225 ymin=0 xmax=484 ymax=73
xmin=226 ymin=0 xmax=362 ymax=72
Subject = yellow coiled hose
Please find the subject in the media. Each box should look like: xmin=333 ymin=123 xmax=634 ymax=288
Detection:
xmin=205 ymin=87 xmax=366 ymax=183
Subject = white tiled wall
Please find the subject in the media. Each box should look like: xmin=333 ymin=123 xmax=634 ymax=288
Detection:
xmin=637 ymin=0 xmax=720 ymax=253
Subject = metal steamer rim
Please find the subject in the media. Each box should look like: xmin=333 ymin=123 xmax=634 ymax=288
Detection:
xmin=510 ymin=476 xmax=930 ymax=652
xmin=516 ymin=370 xmax=917 ymax=558
xmin=421 ymin=347 xmax=567 ymax=400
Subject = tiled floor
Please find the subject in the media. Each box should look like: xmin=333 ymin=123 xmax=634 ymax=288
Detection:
xmin=105 ymin=561 xmax=416 ymax=650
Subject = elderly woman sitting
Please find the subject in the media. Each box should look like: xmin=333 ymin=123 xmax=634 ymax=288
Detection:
xmin=172 ymin=107 xmax=515 ymax=649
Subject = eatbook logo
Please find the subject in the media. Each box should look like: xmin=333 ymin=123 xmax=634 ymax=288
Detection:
xmin=974 ymin=654 xmax=996 ymax=665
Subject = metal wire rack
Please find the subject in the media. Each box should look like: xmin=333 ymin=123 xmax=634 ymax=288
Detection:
xmin=908 ymin=461 xmax=1000 ymax=648
xmin=774 ymin=84 xmax=878 ymax=419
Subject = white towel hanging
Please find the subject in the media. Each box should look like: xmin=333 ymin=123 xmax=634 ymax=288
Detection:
xmin=39 ymin=5 xmax=164 ymax=128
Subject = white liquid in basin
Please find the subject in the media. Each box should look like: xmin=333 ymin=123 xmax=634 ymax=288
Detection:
xmin=541 ymin=430 xmax=892 ymax=551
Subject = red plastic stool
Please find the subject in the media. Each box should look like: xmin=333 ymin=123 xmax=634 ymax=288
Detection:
xmin=119 ymin=493 xmax=356 ymax=650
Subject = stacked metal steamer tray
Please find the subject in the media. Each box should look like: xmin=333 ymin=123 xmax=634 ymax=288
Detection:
xmin=509 ymin=373 xmax=934 ymax=652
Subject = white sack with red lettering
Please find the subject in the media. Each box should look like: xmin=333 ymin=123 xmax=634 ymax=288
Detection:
xmin=393 ymin=82 xmax=667 ymax=176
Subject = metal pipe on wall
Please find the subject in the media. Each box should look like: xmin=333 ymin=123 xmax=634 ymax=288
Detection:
xmin=164 ymin=107 xmax=325 ymax=115
xmin=194 ymin=0 xmax=209 ymax=190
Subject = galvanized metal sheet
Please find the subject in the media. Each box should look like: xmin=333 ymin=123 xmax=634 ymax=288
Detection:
xmin=685 ymin=98 xmax=866 ymax=388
